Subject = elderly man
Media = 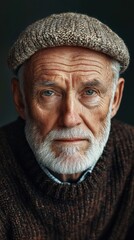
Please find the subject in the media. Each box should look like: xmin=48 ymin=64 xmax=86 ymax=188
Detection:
xmin=0 ymin=12 xmax=133 ymax=240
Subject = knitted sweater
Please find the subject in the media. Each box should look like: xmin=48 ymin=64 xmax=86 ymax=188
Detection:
xmin=0 ymin=118 xmax=134 ymax=240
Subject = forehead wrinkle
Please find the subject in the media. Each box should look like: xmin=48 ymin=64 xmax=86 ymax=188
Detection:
xmin=31 ymin=60 xmax=104 ymax=69
xmin=29 ymin=52 xmax=106 ymax=68
xmin=71 ymin=58 xmax=105 ymax=66
xmin=33 ymin=68 xmax=103 ymax=75
xmin=27 ymin=54 xmax=110 ymax=81
xmin=30 ymin=64 xmax=103 ymax=76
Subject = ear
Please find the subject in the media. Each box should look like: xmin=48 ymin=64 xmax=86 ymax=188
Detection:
xmin=11 ymin=78 xmax=26 ymax=120
xmin=111 ymin=77 xmax=125 ymax=118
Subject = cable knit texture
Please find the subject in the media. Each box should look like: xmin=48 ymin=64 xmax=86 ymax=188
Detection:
xmin=0 ymin=118 xmax=134 ymax=239
xmin=7 ymin=12 xmax=130 ymax=73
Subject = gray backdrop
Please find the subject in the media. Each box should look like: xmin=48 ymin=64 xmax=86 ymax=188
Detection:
xmin=0 ymin=0 xmax=134 ymax=126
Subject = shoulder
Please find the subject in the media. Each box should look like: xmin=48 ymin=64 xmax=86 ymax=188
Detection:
xmin=110 ymin=119 xmax=134 ymax=168
xmin=0 ymin=118 xmax=25 ymax=152
xmin=0 ymin=119 xmax=26 ymax=205
xmin=0 ymin=120 xmax=17 ymax=161
xmin=0 ymin=121 xmax=17 ymax=177
xmin=111 ymin=119 xmax=134 ymax=146
xmin=0 ymin=118 xmax=25 ymax=176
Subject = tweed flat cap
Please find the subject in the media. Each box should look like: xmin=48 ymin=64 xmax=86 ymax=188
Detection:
xmin=8 ymin=12 xmax=130 ymax=73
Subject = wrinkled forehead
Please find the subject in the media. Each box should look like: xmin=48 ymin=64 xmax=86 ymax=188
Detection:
xmin=17 ymin=47 xmax=115 ymax=91
xmin=21 ymin=46 xmax=113 ymax=74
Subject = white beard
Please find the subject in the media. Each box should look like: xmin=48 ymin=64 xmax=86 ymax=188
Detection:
xmin=25 ymin=110 xmax=111 ymax=175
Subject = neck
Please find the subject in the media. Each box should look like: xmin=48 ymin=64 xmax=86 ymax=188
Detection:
xmin=48 ymin=169 xmax=84 ymax=183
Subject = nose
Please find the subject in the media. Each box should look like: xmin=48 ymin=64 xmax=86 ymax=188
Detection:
xmin=59 ymin=92 xmax=82 ymax=128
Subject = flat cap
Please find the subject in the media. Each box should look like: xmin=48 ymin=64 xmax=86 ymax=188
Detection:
xmin=7 ymin=12 xmax=130 ymax=73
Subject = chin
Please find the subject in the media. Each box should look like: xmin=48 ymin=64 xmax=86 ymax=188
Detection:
xmin=33 ymin=142 xmax=105 ymax=175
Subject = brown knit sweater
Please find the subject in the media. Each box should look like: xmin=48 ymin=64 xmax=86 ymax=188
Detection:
xmin=0 ymin=118 xmax=134 ymax=240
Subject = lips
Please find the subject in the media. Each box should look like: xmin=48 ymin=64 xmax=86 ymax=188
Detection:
xmin=54 ymin=138 xmax=87 ymax=143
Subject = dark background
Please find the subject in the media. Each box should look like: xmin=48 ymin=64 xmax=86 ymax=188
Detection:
xmin=0 ymin=0 xmax=134 ymax=127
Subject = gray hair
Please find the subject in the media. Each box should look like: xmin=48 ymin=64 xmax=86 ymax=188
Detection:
xmin=111 ymin=60 xmax=120 ymax=83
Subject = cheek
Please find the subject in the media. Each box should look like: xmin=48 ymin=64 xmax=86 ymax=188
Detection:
xmin=81 ymin=101 xmax=111 ymax=136
xmin=25 ymin=100 xmax=60 ymax=136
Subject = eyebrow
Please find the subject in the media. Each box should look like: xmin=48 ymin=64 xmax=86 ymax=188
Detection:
xmin=82 ymin=79 xmax=107 ymax=92
xmin=34 ymin=80 xmax=57 ymax=87
xmin=83 ymin=79 xmax=102 ymax=87
xmin=33 ymin=78 xmax=107 ymax=93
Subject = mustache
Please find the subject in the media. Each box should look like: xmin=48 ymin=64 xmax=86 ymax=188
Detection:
xmin=44 ymin=128 xmax=94 ymax=141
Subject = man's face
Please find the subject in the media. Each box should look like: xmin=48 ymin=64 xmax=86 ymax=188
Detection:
xmin=13 ymin=46 xmax=124 ymax=182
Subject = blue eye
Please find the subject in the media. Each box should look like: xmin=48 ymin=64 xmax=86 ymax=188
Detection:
xmin=41 ymin=90 xmax=54 ymax=96
xmin=85 ymin=89 xmax=95 ymax=95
